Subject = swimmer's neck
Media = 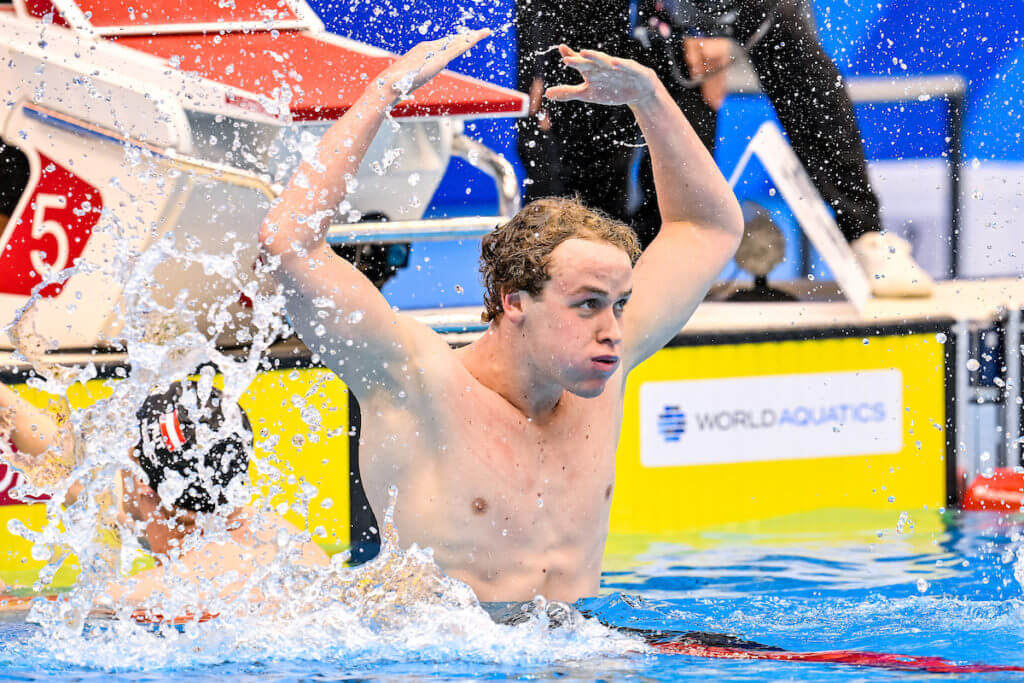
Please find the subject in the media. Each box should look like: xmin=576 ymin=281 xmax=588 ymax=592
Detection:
xmin=459 ymin=321 xmax=565 ymax=420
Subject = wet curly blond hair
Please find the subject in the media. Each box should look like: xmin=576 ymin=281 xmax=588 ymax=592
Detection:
xmin=479 ymin=197 xmax=641 ymax=322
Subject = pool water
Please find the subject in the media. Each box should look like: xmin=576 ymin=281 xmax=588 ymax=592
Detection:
xmin=2 ymin=510 xmax=1024 ymax=681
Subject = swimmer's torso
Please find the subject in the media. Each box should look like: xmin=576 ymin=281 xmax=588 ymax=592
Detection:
xmin=357 ymin=350 xmax=625 ymax=602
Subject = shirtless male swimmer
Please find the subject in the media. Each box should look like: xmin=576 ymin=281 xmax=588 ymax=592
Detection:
xmin=0 ymin=380 xmax=327 ymax=606
xmin=260 ymin=29 xmax=743 ymax=602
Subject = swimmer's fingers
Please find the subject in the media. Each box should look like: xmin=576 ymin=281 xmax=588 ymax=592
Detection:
xmin=560 ymin=44 xmax=600 ymax=73
xmin=382 ymin=28 xmax=492 ymax=94
xmin=435 ymin=28 xmax=492 ymax=60
xmin=562 ymin=56 xmax=598 ymax=73
xmin=578 ymin=49 xmax=617 ymax=67
xmin=557 ymin=44 xmax=578 ymax=59
xmin=544 ymin=83 xmax=590 ymax=102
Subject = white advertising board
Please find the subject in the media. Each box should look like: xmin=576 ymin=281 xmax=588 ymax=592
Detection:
xmin=639 ymin=369 xmax=904 ymax=467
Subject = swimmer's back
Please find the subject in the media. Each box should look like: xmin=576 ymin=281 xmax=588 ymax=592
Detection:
xmin=108 ymin=507 xmax=328 ymax=605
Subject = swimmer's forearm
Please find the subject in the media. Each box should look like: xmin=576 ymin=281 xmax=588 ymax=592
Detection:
xmin=261 ymin=83 xmax=400 ymax=256
xmin=630 ymin=80 xmax=743 ymax=236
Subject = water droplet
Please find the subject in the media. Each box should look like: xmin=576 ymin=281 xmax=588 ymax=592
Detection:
xmin=291 ymin=434 xmax=305 ymax=448
xmin=320 ymin=497 xmax=334 ymax=510
xmin=935 ymin=332 xmax=947 ymax=343
xmin=537 ymin=498 xmax=544 ymax=508
xmin=966 ymin=359 xmax=980 ymax=371
xmin=347 ymin=310 xmax=364 ymax=324
xmin=896 ymin=511 xmax=914 ymax=533
xmin=916 ymin=578 xmax=930 ymax=593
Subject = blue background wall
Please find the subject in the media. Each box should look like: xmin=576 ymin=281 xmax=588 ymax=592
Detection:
xmin=308 ymin=0 xmax=1023 ymax=308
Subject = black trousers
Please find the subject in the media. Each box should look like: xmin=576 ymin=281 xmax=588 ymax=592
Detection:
xmin=515 ymin=0 xmax=638 ymax=221
xmin=517 ymin=0 xmax=882 ymax=249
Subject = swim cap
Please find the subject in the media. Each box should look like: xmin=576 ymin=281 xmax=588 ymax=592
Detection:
xmin=135 ymin=380 xmax=251 ymax=513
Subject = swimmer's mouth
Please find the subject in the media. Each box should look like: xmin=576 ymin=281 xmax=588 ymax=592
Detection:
xmin=592 ymin=355 xmax=619 ymax=372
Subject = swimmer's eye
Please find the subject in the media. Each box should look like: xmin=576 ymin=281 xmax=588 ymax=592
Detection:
xmin=576 ymin=298 xmax=602 ymax=313
xmin=614 ymin=298 xmax=629 ymax=315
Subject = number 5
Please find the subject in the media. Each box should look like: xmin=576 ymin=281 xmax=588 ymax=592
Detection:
xmin=30 ymin=193 xmax=70 ymax=277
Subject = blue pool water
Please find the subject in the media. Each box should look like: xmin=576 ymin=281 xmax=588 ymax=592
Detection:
xmin=3 ymin=510 xmax=1024 ymax=681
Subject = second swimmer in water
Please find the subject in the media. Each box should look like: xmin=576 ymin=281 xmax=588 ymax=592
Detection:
xmin=0 ymin=379 xmax=328 ymax=609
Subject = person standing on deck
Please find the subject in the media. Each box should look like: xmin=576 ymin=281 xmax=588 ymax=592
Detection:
xmin=259 ymin=30 xmax=743 ymax=602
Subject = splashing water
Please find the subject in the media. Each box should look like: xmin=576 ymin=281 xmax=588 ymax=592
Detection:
xmin=3 ymin=486 xmax=642 ymax=671
xmin=0 ymin=182 xmax=642 ymax=672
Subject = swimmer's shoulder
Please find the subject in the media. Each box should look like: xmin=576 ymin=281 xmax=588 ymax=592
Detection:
xmin=230 ymin=506 xmax=329 ymax=567
xmin=358 ymin=329 xmax=469 ymax=406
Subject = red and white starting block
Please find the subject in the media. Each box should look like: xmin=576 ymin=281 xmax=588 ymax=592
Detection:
xmin=0 ymin=0 xmax=526 ymax=349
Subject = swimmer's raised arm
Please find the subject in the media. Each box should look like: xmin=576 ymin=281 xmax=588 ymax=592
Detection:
xmin=260 ymin=30 xmax=491 ymax=396
xmin=547 ymin=47 xmax=743 ymax=370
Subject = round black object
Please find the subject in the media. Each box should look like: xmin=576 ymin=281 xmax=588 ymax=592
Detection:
xmin=135 ymin=380 xmax=252 ymax=513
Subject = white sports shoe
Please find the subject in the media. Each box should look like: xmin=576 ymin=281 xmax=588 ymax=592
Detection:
xmin=851 ymin=231 xmax=936 ymax=298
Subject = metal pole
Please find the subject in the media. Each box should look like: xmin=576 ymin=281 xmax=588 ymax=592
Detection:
xmin=947 ymin=94 xmax=964 ymax=279
xmin=451 ymin=133 xmax=521 ymax=217
xmin=326 ymin=215 xmax=505 ymax=245
xmin=954 ymin=321 xmax=971 ymax=491
xmin=1004 ymin=308 xmax=1022 ymax=468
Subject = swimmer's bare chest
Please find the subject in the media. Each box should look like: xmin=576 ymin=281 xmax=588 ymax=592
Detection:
xmin=356 ymin=361 xmax=625 ymax=602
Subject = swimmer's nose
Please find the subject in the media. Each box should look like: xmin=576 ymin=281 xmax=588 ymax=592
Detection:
xmin=597 ymin=307 xmax=623 ymax=347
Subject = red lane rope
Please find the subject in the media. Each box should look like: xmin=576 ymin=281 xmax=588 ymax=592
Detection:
xmin=129 ymin=609 xmax=219 ymax=625
xmin=654 ymin=641 xmax=1024 ymax=674
xmin=0 ymin=594 xmax=218 ymax=625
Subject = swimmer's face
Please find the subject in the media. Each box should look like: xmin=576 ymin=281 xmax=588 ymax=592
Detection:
xmin=120 ymin=454 xmax=195 ymax=555
xmin=519 ymin=238 xmax=632 ymax=397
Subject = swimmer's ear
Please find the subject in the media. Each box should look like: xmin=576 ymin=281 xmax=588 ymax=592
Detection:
xmin=501 ymin=289 xmax=527 ymax=324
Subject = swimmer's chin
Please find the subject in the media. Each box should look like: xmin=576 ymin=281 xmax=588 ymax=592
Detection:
xmin=566 ymin=379 xmax=614 ymax=399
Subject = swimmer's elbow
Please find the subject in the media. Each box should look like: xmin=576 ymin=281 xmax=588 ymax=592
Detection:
xmin=714 ymin=199 xmax=745 ymax=241
xmin=727 ymin=201 xmax=745 ymax=239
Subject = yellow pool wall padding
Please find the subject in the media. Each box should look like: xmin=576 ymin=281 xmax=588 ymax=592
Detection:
xmin=1 ymin=331 xmax=950 ymax=590
xmin=610 ymin=333 xmax=948 ymax=535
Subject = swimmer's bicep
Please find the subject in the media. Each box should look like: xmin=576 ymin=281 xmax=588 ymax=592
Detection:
xmin=622 ymin=222 xmax=739 ymax=368
xmin=277 ymin=243 xmax=441 ymax=393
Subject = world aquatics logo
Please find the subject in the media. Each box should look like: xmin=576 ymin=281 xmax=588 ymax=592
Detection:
xmin=658 ymin=405 xmax=687 ymax=442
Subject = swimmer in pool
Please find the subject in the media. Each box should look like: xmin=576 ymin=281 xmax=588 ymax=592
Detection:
xmin=260 ymin=29 xmax=743 ymax=602
xmin=0 ymin=380 xmax=327 ymax=604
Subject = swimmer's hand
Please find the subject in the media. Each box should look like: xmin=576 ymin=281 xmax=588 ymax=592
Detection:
xmin=0 ymin=384 xmax=78 ymax=492
xmin=374 ymin=28 xmax=492 ymax=98
xmin=545 ymin=45 xmax=658 ymax=108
